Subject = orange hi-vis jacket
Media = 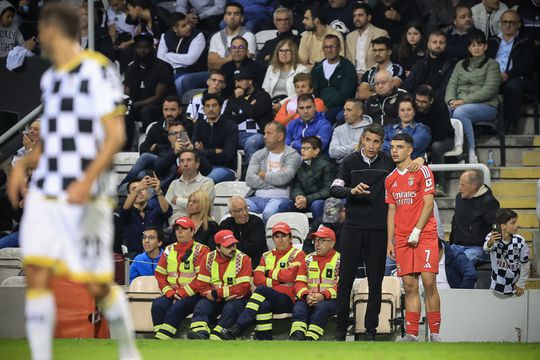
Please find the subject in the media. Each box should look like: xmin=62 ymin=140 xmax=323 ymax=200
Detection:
xmin=294 ymin=249 xmax=340 ymax=301
xmin=154 ymin=240 xmax=210 ymax=298
xmin=254 ymin=245 xmax=306 ymax=302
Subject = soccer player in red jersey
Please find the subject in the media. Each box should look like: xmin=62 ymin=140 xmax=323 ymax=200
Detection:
xmin=385 ymin=133 xmax=441 ymax=342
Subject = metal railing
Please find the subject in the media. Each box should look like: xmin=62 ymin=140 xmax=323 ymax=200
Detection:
xmin=0 ymin=105 xmax=42 ymax=148
xmin=429 ymin=163 xmax=491 ymax=186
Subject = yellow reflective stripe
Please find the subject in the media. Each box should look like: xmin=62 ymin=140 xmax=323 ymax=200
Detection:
xmin=290 ymin=321 xmax=307 ymax=334
xmin=296 ymin=288 xmax=308 ymax=299
xmin=160 ymin=323 xmax=177 ymax=335
xmin=251 ymin=293 xmax=266 ymax=302
xmin=213 ymin=325 xmax=223 ymax=333
xmin=190 ymin=321 xmax=210 ymax=333
xmin=155 ymin=266 xmax=167 ymax=275
xmin=266 ymin=278 xmax=273 ymax=287
xmin=308 ymin=324 xmax=324 ymax=336
xmin=209 ymin=333 xmax=222 ymax=340
xmin=154 ymin=324 xmax=162 ymax=332
xmin=161 ymin=286 xmax=173 ymax=295
xmin=296 ymin=275 xmax=308 ymax=282
xmin=289 ymin=261 xmax=301 ymax=267
xmin=198 ymin=274 xmax=211 ymax=283
xmin=223 ymin=286 xmax=230 ymax=298
xmin=236 ymin=276 xmax=251 ymax=284
xmin=155 ymin=332 xmax=172 ymax=340
xmin=246 ymin=302 xmax=259 ymax=311
xmin=184 ymin=285 xmax=195 ymax=297
xmin=256 ymin=313 xmax=273 ymax=321
xmin=327 ymin=288 xmax=337 ymax=299
xmin=255 ymin=266 xmax=265 ymax=272
xmin=271 ymin=268 xmax=280 ymax=280
xmin=255 ymin=324 xmax=272 ymax=331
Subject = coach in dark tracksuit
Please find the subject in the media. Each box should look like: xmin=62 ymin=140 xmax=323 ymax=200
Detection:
xmin=329 ymin=123 xmax=423 ymax=341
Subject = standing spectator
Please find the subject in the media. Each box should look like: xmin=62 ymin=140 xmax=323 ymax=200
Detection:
xmin=395 ymin=21 xmax=427 ymax=75
xmin=446 ymin=5 xmax=474 ymax=61
xmin=364 ymin=69 xmax=409 ymax=125
xmin=0 ymin=0 xmax=34 ymax=57
xmin=345 ymin=3 xmax=388 ymax=82
xmin=245 ymin=121 xmax=301 ymax=224
xmin=311 ymin=34 xmax=357 ymax=123
xmin=450 ymin=170 xmax=500 ymax=266
xmin=357 ymin=36 xmax=404 ymax=101
xmin=472 ymin=0 xmax=508 ymax=39
xmin=129 ymin=227 xmax=163 ymax=284
xmin=11 ymin=119 xmax=40 ymax=167
xmin=165 ymin=150 xmax=215 ymax=225
xmin=207 ymin=2 xmax=256 ymax=71
xmin=445 ymin=29 xmax=502 ymax=164
xmin=107 ymin=0 xmax=137 ymax=49
xmin=157 ymin=12 xmax=207 ymax=98
xmin=290 ymin=136 xmax=337 ymax=222
xmin=329 ymin=99 xmax=373 ymax=163
xmin=219 ymin=196 xmax=267 ymax=268
xmin=192 ymin=94 xmax=239 ymax=183
xmin=174 ymin=0 xmax=225 ymax=33
xmin=404 ymin=30 xmax=456 ymax=100
xmin=257 ymin=7 xmax=301 ymax=66
xmin=298 ymin=4 xmax=344 ymax=69
xmin=187 ymin=189 xmax=219 ymax=250
xmin=186 ymin=70 xmax=228 ymax=123
xmin=262 ymin=39 xmax=308 ymax=113
xmin=371 ymin=0 xmax=421 ymax=47
xmin=325 ymin=0 xmax=356 ymax=35
xmin=487 ymin=10 xmax=535 ymax=135
xmin=285 ymin=94 xmax=333 ymax=154
xmin=126 ymin=0 xmax=171 ymax=44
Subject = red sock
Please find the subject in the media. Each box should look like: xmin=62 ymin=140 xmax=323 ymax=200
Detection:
xmin=405 ymin=311 xmax=420 ymax=336
xmin=427 ymin=311 xmax=441 ymax=334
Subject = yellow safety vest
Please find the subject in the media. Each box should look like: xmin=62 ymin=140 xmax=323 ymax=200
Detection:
xmin=262 ymin=247 xmax=300 ymax=286
xmin=207 ymin=251 xmax=244 ymax=287
xmin=165 ymin=242 xmax=203 ymax=289
xmin=306 ymin=251 xmax=340 ymax=293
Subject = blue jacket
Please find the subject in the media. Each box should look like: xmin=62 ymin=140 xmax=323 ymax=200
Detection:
xmin=285 ymin=112 xmax=333 ymax=153
xmin=129 ymin=249 xmax=163 ymax=284
xmin=383 ymin=121 xmax=432 ymax=159
xmin=444 ymin=242 xmax=477 ymax=289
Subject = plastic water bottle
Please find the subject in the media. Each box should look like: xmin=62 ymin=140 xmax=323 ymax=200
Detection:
xmin=487 ymin=149 xmax=495 ymax=167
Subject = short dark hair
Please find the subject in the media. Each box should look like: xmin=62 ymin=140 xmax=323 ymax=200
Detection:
xmin=126 ymin=0 xmax=151 ymax=9
xmin=392 ymin=132 xmax=414 ymax=146
xmin=208 ymin=70 xmax=226 ymax=80
xmin=266 ymin=121 xmax=286 ymax=136
xmin=362 ymin=123 xmax=384 ymax=140
xmin=352 ymin=2 xmax=372 ymax=16
xmin=398 ymin=96 xmax=416 ymax=112
xmin=454 ymin=4 xmax=471 ymax=19
xmin=307 ymin=4 xmax=327 ymax=25
xmin=302 ymin=136 xmax=322 ymax=151
xmin=345 ymin=98 xmax=363 ymax=107
xmin=226 ymin=1 xmax=244 ymax=15
xmin=163 ymin=95 xmax=181 ymax=106
xmin=297 ymin=93 xmax=315 ymax=104
xmin=293 ymin=72 xmax=312 ymax=86
xmin=324 ymin=34 xmax=341 ymax=47
xmin=179 ymin=149 xmax=200 ymax=163
xmin=39 ymin=2 xmax=81 ymax=42
xmin=143 ymin=226 xmax=164 ymax=242
xmin=202 ymin=93 xmax=224 ymax=107
xmin=230 ymin=35 xmax=248 ymax=47
xmin=495 ymin=208 xmax=518 ymax=225
xmin=428 ymin=29 xmax=446 ymax=39
xmin=415 ymin=84 xmax=435 ymax=99
xmin=371 ymin=36 xmax=392 ymax=49
xmin=171 ymin=12 xmax=187 ymax=24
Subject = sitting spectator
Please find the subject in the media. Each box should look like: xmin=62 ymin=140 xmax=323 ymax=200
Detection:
xmin=364 ymin=69 xmax=409 ymax=125
xmin=0 ymin=0 xmax=35 ymax=57
xmin=186 ymin=70 xmax=228 ymax=123
xmin=382 ymin=97 xmax=432 ymax=159
xmin=325 ymin=0 xmax=356 ymax=35
xmin=371 ymin=0 xmax=421 ymax=47
xmin=165 ymin=150 xmax=215 ymax=225
xmin=192 ymin=94 xmax=239 ymax=183
xmin=11 ymin=119 xmax=40 ymax=167
xmin=0 ymin=168 xmax=27 ymax=248
xmin=285 ymin=94 xmax=333 ymax=154
xmin=298 ymin=4 xmax=344 ymax=69
xmin=222 ymin=66 xmax=272 ymax=164
xmin=173 ymin=0 xmax=224 ymax=33
xmin=107 ymin=0 xmax=137 ymax=50
xmin=120 ymin=175 xmax=170 ymax=255
xmin=274 ymin=73 xmax=325 ymax=126
xmin=219 ymin=196 xmax=267 ymax=268
xmin=357 ymin=36 xmax=405 ymax=101
xmin=245 ymin=121 xmax=302 ymax=223
xmin=257 ymin=7 xmax=301 ymax=66
xmin=439 ymin=240 xmax=477 ymax=289
xmin=124 ymin=33 xmax=174 ymax=148
xmin=329 ymin=99 xmax=373 ymax=163
xmin=187 ymin=189 xmax=219 ymax=249
xmin=208 ymin=2 xmax=256 ymax=71
xmin=303 ymin=197 xmax=346 ymax=254
xmin=446 ymin=4 xmax=474 ymax=61
xmin=450 ymin=170 xmax=500 ymax=266
xmin=129 ymin=226 xmax=164 ymax=284
xmin=487 ymin=10 xmax=535 ymax=135
xmin=445 ymin=29 xmax=502 ymax=164
xmin=126 ymin=0 xmax=171 ymax=45
xmin=395 ymin=20 xmax=427 ymax=75
xmin=311 ymin=34 xmax=357 ymax=123
xmin=262 ymin=39 xmax=308 ymax=113
xmin=404 ymin=30 xmax=456 ymax=100
xmin=345 ymin=3 xmax=388 ymax=82
xmin=472 ymin=0 xmax=508 ymax=39
xmin=220 ymin=36 xmax=264 ymax=98
xmin=157 ymin=12 xmax=207 ymax=99
xmin=291 ymin=136 xmax=337 ymax=222
xmin=484 ymin=208 xmax=530 ymax=296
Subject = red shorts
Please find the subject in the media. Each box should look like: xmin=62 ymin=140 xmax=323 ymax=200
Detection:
xmin=394 ymin=233 xmax=439 ymax=276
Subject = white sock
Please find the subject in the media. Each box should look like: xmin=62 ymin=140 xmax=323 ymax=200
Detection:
xmin=25 ymin=289 xmax=56 ymax=360
xmin=102 ymin=285 xmax=139 ymax=360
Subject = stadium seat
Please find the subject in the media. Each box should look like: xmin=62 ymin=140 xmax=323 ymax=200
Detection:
xmin=1 ymin=276 xmax=26 ymax=286
xmin=138 ymin=121 xmax=157 ymax=149
xmin=265 ymin=212 xmax=309 ymax=250
xmin=212 ymin=181 xmax=250 ymax=221
xmin=127 ymin=276 xmax=161 ymax=333
xmin=443 ymin=118 xmax=464 ymax=157
xmin=352 ymin=276 xmax=402 ymax=335
xmin=113 ymin=151 xmax=139 ymax=184
xmin=0 ymin=247 xmax=23 ymax=284
xmin=181 ymin=88 xmax=206 ymax=106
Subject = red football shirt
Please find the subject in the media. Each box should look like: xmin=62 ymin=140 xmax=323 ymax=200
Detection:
xmin=385 ymin=165 xmax=437 ymax=238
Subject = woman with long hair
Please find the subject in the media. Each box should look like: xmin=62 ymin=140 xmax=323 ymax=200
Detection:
xmin=187 ymin=189 xmax=218 ymax=249
xmin=262 ymin=38 xmax=308 ymax=113
xmin=396 ymin=20 xmax=427 ymax=75
xmin=445 ymin=29 xmax=501 ymax=163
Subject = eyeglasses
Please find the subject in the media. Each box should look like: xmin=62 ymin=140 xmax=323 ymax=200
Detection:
xmin=313 ymin=238 xmax=332 ymax=244
xmin=501 ymin=20 xmax=518 ymax=25
xmin=323 ymin=45 xmax=339 ymax=50
xmin=142 ymin=235 xmax=157 ymax=240
xmin=230 ymin=206 xmax=249 ymax=214
xmin=278 ymin=49 xmax=292 ymax=54
xmin=229 ymin=45 xmax=246 ymax=50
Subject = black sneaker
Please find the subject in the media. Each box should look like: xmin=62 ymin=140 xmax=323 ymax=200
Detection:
xmin=364 ymin=329 xmax=376 ymax=341
xmin=187 ymin=331 xmax=209 ymax=340
xmin=334 ymin=331 xmax=346 ymax=341
xmin=289 ymin=330 xmax=306 ymax=341
xmin=220 ymin=325 xmax=242 ymax=340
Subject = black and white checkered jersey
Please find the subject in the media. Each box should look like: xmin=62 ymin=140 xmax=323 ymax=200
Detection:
xmin=30 ymin=50 xmax=125 ymax=198
xmin=486 ymin=233 xmax=529 ymax=295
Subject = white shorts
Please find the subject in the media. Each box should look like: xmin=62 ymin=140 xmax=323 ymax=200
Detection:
xmin=20 ymin=191 xmax=115 ymax=284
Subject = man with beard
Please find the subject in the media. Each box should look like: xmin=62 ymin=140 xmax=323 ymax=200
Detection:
xmin=446 ymin=4 xmax=474 ymax=61
xmin=124 ymin=32 xmax=174 ymax=149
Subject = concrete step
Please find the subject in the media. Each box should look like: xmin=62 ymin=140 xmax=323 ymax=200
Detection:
xmin=523 ymin=151 xmax=540 ymax=166
xmin=476 ymin=134 xmax=540 ymax=147
xmin=491 ymin=181 xmax=538 ymax=197
xmin=476 ymin=147 xmax=538 ymax=167
xmin=492 ymin=167 xmax=540 ymax=179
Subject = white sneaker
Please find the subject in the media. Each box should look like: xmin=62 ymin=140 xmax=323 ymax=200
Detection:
xmin=396 ymin=333 xmax=418 ymax=342
xmin=468 ymin=150 xmax=478 ymax=164
xmin=429 ymin=333 xmax=442 ymax=342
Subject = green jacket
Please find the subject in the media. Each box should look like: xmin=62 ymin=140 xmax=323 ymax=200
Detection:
xmin=312 ymin=57 xmax=357 ymax=109
xmin=290 ymin=156 xmax=337 ymax=205
xmin=445 ymin=55 xmax=501 ymax=108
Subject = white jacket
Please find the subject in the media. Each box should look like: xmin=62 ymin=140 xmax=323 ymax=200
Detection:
xmin=472 ymin=2 xmax=508 ymax=38
xmin=262 ymin=64 xmax=308 ymax=100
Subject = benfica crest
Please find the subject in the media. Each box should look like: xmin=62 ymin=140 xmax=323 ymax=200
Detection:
xmin=408 ymin=175 xmax=415 ymax=187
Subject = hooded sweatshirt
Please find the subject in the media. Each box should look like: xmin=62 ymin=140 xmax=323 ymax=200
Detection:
xmin=0 ymin=1 xmax=24 ymax=57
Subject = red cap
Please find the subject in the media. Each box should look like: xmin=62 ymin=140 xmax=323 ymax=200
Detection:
xmin=214 ymin=230 xmax=239 ymax=247
xmin=310 ymin=226 xmax=336 ymax=242
xmin=272 ymin=222 xmax=291 ymax=235
xmin=174 ymin=216 xmax=195 ymax=231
